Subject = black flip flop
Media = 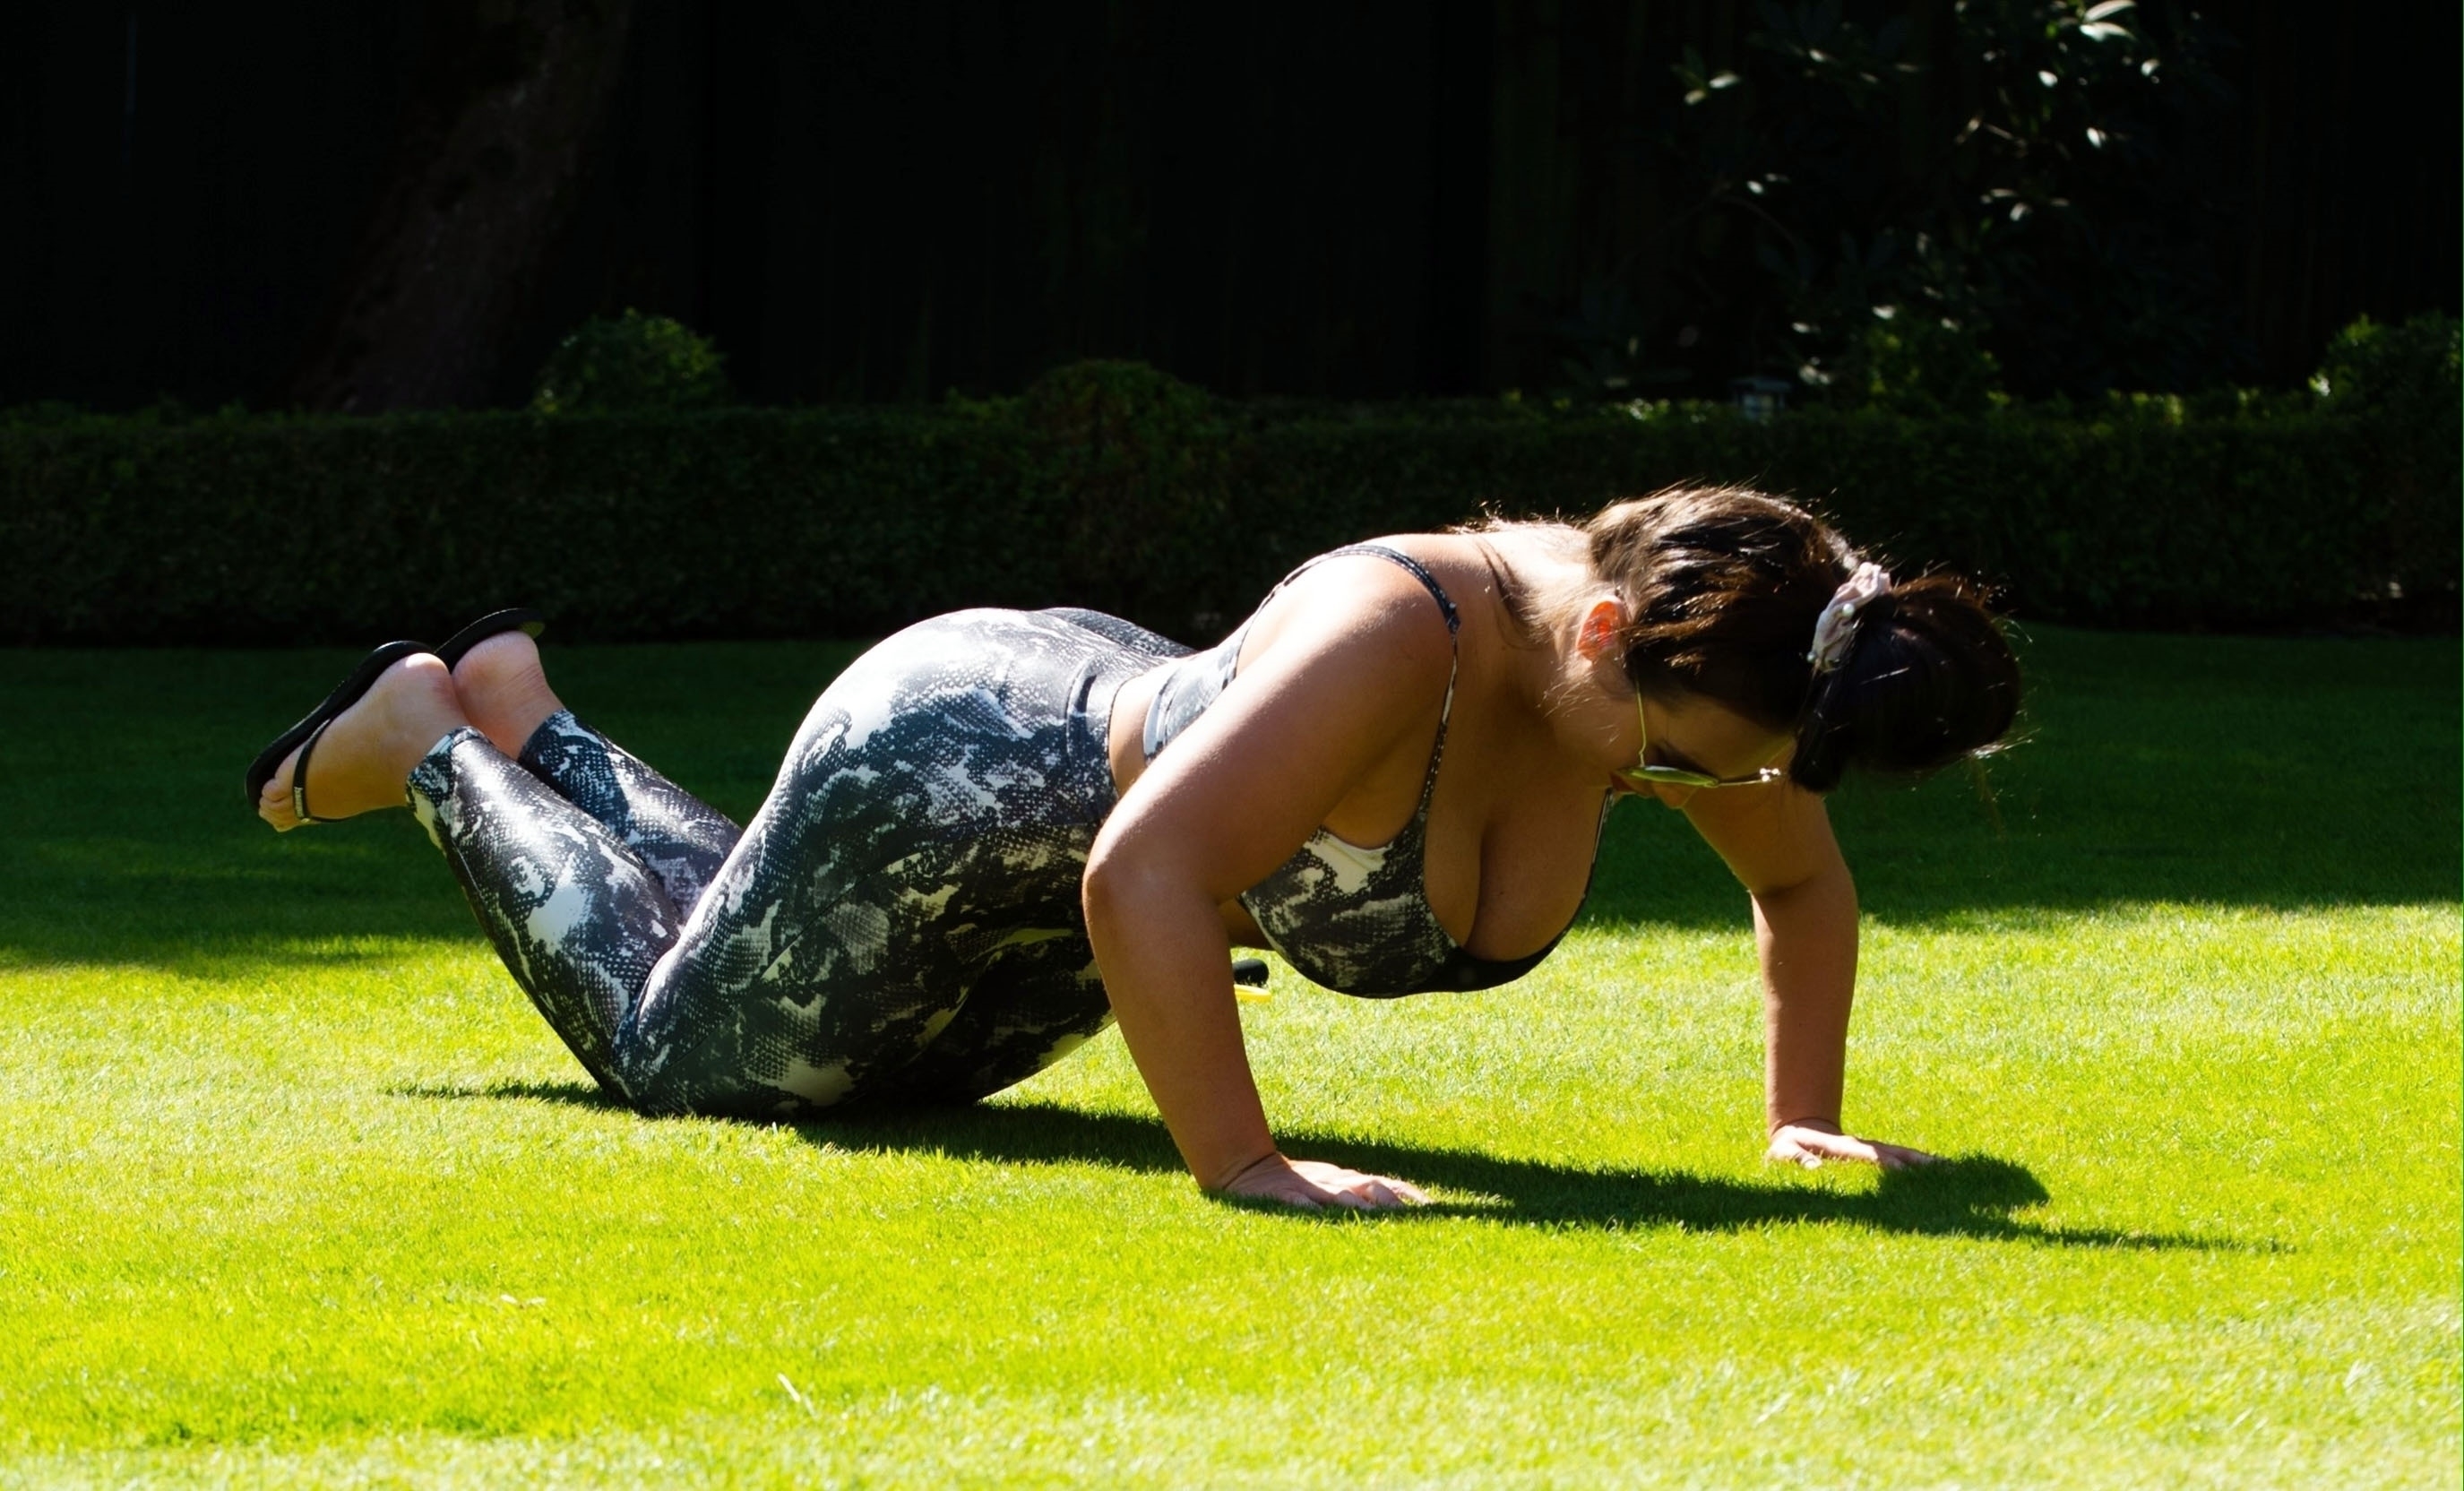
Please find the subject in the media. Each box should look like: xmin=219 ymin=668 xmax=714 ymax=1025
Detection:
xmin=243 ymin=640 xmax=428 ymax=822
xmin=435 ymin=607 xmax=546 ymax=669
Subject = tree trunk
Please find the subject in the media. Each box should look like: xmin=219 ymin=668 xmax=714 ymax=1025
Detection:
xmin=283 ymin=0 xmax=634 ymax=411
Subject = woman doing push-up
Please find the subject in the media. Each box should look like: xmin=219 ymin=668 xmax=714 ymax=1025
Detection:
xmin=247 ymin=487 xmax=2020 ymax=1211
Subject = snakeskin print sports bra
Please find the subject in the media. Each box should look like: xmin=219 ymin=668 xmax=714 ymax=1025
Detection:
xmin=1142 ymin=544 xmax=1598 ymax=997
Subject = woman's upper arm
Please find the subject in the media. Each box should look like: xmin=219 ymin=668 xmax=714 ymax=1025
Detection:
xmin=1088 ymin=564 xmax=1456 ymax=904
xmin=1682 ymin=780 xmax=1846 ymax=897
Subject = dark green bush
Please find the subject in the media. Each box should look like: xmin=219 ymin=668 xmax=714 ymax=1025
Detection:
xmin=2309 ymin=312 xmax=2460 ymax=611
xmin=1012 ymin=359 xmax=1241 ymax=628
xmin=532 ymin=310 xmax=730 ymax=415
xmin=2313 ymin=312 xmax=2460 ymax=412
xmin=1228 ymin=399 xmax=2393 ymax=631
xmin=0 ymin=358 xmax=2445 ymax=646
xmin=1822 ymin=315 xmax=2007 ymax=418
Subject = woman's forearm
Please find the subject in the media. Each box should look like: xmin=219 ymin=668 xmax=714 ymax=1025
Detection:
xmin=1752 ymin=856 xmax=1860 ymax=1133
xmin=1082 ymin=860 xmax=1276 ymax=1189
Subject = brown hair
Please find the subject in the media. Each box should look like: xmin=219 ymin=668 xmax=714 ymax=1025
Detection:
xmin=1485 ymin=487 xmax=2020 ymax=792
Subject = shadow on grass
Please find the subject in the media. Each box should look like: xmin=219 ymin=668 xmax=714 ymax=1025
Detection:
xmin=408 ymin=1080 xmax=2242 ymax=1253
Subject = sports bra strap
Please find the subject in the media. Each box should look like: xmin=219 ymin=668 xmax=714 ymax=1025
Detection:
xmin=1143 ymin=542 xmax=1463 ymax=765
xmin=1304 ymin=545 xmax=1462 ymax=635
xmin=1293 ymin=546 xmax=1462 ymax=814
xmin=1291 ymin=547 xmax=1462 ymax=781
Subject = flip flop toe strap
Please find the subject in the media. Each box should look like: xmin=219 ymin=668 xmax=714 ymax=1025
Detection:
xmin=291 ymin=717 xmax=339 ymax=824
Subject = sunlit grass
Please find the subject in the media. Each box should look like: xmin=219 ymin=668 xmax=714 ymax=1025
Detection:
xmin=0 ymin=627 xmax=2453 ymax=1487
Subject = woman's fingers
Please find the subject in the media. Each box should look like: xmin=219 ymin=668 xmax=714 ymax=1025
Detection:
xmin=1291 ymin=1159 xmax=1429 ymax=1209
xmin=1366 ymin=1174 xmax=1431 ymax=1205
xmin=1867 ymin=1139 xmax=1940 ymax=1170
xmin=1766 ymin=1124 xmax=1939 ymax=1171
xmin=1229 ymin=1157 xmax=1428 ymax=1211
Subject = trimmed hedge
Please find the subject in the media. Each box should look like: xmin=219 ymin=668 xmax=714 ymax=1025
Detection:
xmin=1 ymin=370 xmax=2450 ymax=646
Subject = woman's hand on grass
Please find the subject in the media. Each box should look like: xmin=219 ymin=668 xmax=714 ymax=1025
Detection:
xmin=1766 ymin=1122 xmax=1936 ymax=1171
xmin=1215 ymin=1153 xmax=1429 ymax=1211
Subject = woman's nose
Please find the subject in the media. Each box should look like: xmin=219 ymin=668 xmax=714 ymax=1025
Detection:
xmin=1650 ymin=781 xmax=1699 ymax=811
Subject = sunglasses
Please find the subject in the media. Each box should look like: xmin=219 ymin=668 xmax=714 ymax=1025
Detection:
xmin=1612 ymin=692 xmax=1789 ymax=793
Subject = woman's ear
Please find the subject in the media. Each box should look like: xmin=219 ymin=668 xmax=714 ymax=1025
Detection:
xmin=1575 ymin=599 xmax=1625 ymax=659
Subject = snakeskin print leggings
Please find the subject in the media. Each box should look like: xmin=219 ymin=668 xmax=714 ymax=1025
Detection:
xmin=403 ymin=608 xmax=1187 ymax=1117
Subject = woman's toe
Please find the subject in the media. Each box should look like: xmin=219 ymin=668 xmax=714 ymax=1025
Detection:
xmin=257 ymin=746 xmax=306 ymax=831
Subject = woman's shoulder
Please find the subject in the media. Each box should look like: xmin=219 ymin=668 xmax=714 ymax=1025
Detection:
xmin=1245 ymin=545 xmax=1459 ymax=658
xmin=1240 ymin=527 xmax=1586 ymax=668
xmin=1305 ymin=529 xmax=1570 ymax=606
xmin=1208 ymin=547 xmax=1457 ymax=724
xmin=1360 ymin=527 xmax=1590 ymax=648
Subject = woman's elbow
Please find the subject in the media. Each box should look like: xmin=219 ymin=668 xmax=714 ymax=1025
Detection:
xmin=1084 ymin=823 xmax=1227 ymax=935
xmin=1751 ymin=854 xmax=1857 ymax=920
xmin=1081 ymin=828 xmax=1167 ymax=935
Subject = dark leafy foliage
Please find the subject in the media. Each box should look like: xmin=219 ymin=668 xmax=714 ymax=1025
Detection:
xmin=2309 ymin=313 xmax=2462 ymax=610
xmin=1010 ymin=360 xmax=1237 ymax=628
xmin=532 ymin=310 xmax=731 ymax=415
xmin=3 ymin=351 xmax=2446 ymax=647
xmin=1593 ymin=0 xmax=2244 ymax=405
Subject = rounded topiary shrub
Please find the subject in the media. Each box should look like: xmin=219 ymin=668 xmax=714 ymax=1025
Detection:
xmin=532 ymin=310 xmax=731 ymax=414
xmin=1019 ymin=359 xmax=1236 ymax=638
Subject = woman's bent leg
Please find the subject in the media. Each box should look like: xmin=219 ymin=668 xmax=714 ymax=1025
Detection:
xmin=516 ymin=711 xmax=741 ymax=920
xmin=884 ymin=938 xmax=1116 ymax=1103
xmin=411 ymin=610 xmax=1142 ymax=1120
xmin=619 ymin=610 xmax=1134 ymax=1117
xmin=407 ymin=696 xmax=998 ymax=1120
xmin=407 ymin=728 xmax=683 ymax=1102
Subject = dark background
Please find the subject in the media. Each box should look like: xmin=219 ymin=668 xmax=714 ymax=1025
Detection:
xmin=4 ymin=0 xmax=2455 ymax=411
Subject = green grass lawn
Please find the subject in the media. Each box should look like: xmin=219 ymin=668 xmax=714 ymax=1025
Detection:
xmin=0 ymin=626 xmax=2454 ymax=1488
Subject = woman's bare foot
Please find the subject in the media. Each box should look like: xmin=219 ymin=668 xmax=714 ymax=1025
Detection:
xmin=450 ymin=630 xmax=566 ymax=758
xmin=256 ymin=654 xmax=470 ymax=832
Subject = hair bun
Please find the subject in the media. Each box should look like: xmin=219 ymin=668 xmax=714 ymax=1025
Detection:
xmin=1790 ymin=572 xmax=2019 ymax=792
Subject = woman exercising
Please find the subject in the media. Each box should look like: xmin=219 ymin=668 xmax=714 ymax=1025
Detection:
xmin=247 ymin=487 xmax=2020 ymax=1211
